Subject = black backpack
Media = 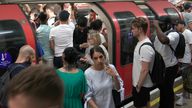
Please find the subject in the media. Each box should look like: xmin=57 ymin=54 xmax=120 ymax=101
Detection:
xmin=139 ymin=42 xmax=166 ymax=85
xmin=166 ymin=30 xmax=185 ymax=59
xmin=0 ymin=64 xmax=25 ymax=107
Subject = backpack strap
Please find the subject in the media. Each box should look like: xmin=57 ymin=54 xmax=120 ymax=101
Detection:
xmin=1 ymin=64 xmax=25 ymax=81
xmin=139 ymin=42 xmax=154 ymax=55
xmin=165 ymin=29 xmax=178 ymax=52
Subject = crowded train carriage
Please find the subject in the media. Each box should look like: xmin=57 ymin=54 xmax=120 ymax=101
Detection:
xmin=0 ymin=0 xmax=185 ymax=107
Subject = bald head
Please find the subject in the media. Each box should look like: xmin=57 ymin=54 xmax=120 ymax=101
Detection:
xmin=16 ymin=45 xmax=35 ymax=63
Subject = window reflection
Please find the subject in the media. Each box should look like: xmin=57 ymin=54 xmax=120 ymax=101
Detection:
xmin=114 ymin=12 xmax=138 ymax=65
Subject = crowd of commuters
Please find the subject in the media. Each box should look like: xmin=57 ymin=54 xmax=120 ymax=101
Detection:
xmin=1 ymin=2 xmax=192 ymax=108
xmin=0 ymin=3 xmax=123 ymax=108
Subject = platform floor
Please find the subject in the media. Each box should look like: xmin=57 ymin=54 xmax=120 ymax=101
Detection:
xmin=175 ymin=97 xmax=192 ymax=108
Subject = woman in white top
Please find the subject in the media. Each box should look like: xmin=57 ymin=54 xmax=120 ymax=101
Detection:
xmin=84 ymin=30 xmax=109 ymax=64
xmin=84 ymin=46 xmax=121 ymax=108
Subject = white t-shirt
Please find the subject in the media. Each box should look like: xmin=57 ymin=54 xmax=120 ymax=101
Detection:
xmin=180 ymin=29 xmax=192 ymax=63
xmin=100 ymin=33 xmax=106 ymax=44
xmin=154 ymin=32 xmax=179 ymax=67
xmin=47 ymin=17 xmax=56 ymax=27
xmin=132 ymin=38 xmax=155 ymax=88
xmin=49 ymin=22 xmax=75 ymax=57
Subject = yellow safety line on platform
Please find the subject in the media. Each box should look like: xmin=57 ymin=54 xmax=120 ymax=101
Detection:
xmin=150 ymin=97 xmax=160 ymax=107
xmin=174 ymin=84 xmax=183 ymax=92
xmin=150 ymin=84 xmax=183 ymax=107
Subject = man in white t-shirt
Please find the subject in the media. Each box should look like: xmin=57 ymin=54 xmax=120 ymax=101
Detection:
xmin=153 ymin=16 xmax=179 ymax=108
xmin=131 ymin=17 xmax=155 ymax=108
xmin=175 ymin=20 xmax=192 ymax=105
xmin=49 ymin=10 xmax=75 ymax=68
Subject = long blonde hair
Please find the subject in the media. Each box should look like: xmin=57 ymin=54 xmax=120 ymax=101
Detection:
xmin=88 ymin=29 xmax=101 ymax=46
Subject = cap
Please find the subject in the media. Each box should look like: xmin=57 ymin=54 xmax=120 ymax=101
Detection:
xmin=157 ymin=16 xmax=172 ymax=24
xmin=188 ymin=19 xmax=192 ymax=24
xmin=175 ymin=20 xmax=185 ymax=25
xmin=183 ymin=2 xmax=192 ymax=10
xmin=59 ymin=10 xmax=70 ymax=21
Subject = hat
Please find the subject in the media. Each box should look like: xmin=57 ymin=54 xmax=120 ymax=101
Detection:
xmin=158 ymin=16 xmax=172 ymax=24
xmin=175 ymin=20 xmax=185 ymax=25
xmin=59 ymin=10 xmax=70 ymax=21
xmin=183 ymin=2 xmax=192 ymax=10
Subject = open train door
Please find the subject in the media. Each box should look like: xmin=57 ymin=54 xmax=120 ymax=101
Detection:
xmin=0 ymin=4 xmax=36 ymax=75
xmin=95 ymin=1 xmax=149 ymax=99
xmin=146 ymin=0 xmax=182 ymax=19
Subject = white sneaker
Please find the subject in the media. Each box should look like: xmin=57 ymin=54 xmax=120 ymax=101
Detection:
xmin=176 ymin=93 xmax=183 ymax=97
xmin=176 ymin=96 xmax=185 ymax=106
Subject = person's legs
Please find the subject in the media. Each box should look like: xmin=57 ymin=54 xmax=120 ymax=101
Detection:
xmin=132 ymin=86 xmax=151 ymax=108
xmin=176 ymin=63 xmax=190 ymax=106
xmin=159 ymin=64 xmax=178 ymax=108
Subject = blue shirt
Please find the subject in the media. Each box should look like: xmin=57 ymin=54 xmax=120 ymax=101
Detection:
xmin=36 ymin=24 xmax=52 ymax=59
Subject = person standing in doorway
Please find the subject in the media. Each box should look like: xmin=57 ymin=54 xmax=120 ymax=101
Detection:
xmin=49 ymin=10 xmax=75 ymax=68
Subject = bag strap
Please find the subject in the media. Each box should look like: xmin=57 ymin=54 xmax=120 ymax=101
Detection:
xmin=166 ymin=29 xmax=178 ymax=54
xmin=139 ymin=42 xmax=154 ymax=55
xmin=0 ymin=64 xmax=25 ymax=81
xmin=139 ymin=42 xmax=154 ymax=77
xmin=169 ymin=45 xmax=175 ymax=53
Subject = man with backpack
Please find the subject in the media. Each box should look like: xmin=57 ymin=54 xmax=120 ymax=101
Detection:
xmin=131 ymin=17 xmax=155 ymax=108
xmin=175 ymin=20 xmax=192 ymax=106
xmin=0 ymin=45 xmax=35 ymax=108
xmin=153 ymin=16 xmax=181 ymax=108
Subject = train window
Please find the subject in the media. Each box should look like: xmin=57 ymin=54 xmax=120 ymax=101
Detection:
xmin=114 ymin=12 xmax=138 ymax=65
xmin=164 ymin=8 xmax=180 ymax=21
xmin=138 ymin=5 xmax=156 ymax=42
xmin=0 ymin=20 xmax=25 ymax=74
xmin=138 ymin=5 xmax=156 ymax=20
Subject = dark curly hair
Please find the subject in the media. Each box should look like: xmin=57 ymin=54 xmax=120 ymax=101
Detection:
xmin=62 ymin=47 xmax=80 ymax=69
xmin=90 ymin=19 xmax=103 ymax=31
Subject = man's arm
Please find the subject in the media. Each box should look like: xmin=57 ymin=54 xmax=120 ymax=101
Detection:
xmin=153 ymin=20 xmax=170 ymax=44
xmin=136 ymin=61 xmax=150 ymax=92
xmin=136 ymin=45 xmax=154 ymax=92
xmin=49 ymin=38 xmax=55 ymax=53
xmin=73 ymin=29 xmax=81 ymax=51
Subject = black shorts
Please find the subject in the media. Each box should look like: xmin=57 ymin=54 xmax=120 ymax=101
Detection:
xmin=132 ymin=86 xmax=151 ymax=107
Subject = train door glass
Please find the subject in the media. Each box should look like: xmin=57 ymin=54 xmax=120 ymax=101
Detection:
xmin=0 ymin=20 xmax=25 ymax=75
xmin=114 ymin=12 xmax=137 ymax=65
xmin=139 ymin=5 xmax=156 ymax=42
xmin=164 ymin=8 xmax=180 ymax=21
xmin=138 ymin=5 xmax=156 ymax=20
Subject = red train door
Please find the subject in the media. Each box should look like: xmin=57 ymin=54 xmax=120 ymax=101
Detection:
xmin=0 ymin=4 xmax=36 ymax=75
xmin=97 ymin=1 xmax=149 ymax=98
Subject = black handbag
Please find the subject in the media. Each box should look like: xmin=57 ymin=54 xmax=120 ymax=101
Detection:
xmin=112 ymin=90 xmax=121 ymax=108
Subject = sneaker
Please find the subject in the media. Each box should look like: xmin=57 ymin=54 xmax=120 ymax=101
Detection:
xmin=184 ymin=92 xmax=191 ymax=99
xmin=176 ymin=93 xmax=183 ymax=97
xmin=176 ymin=96 xmax=186 ymax=106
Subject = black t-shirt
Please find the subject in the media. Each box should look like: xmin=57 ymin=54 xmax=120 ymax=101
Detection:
xmin=73 ymin=27 xmax=88 ymax=53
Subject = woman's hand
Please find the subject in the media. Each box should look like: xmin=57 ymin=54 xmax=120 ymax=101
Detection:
xmin=88 ymin=99 xmax=98 ymax=108
xmin=105 ymin=65 xmax=121 ymax=90
xmin=105 ymin=66 xmax=117 ymax=77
